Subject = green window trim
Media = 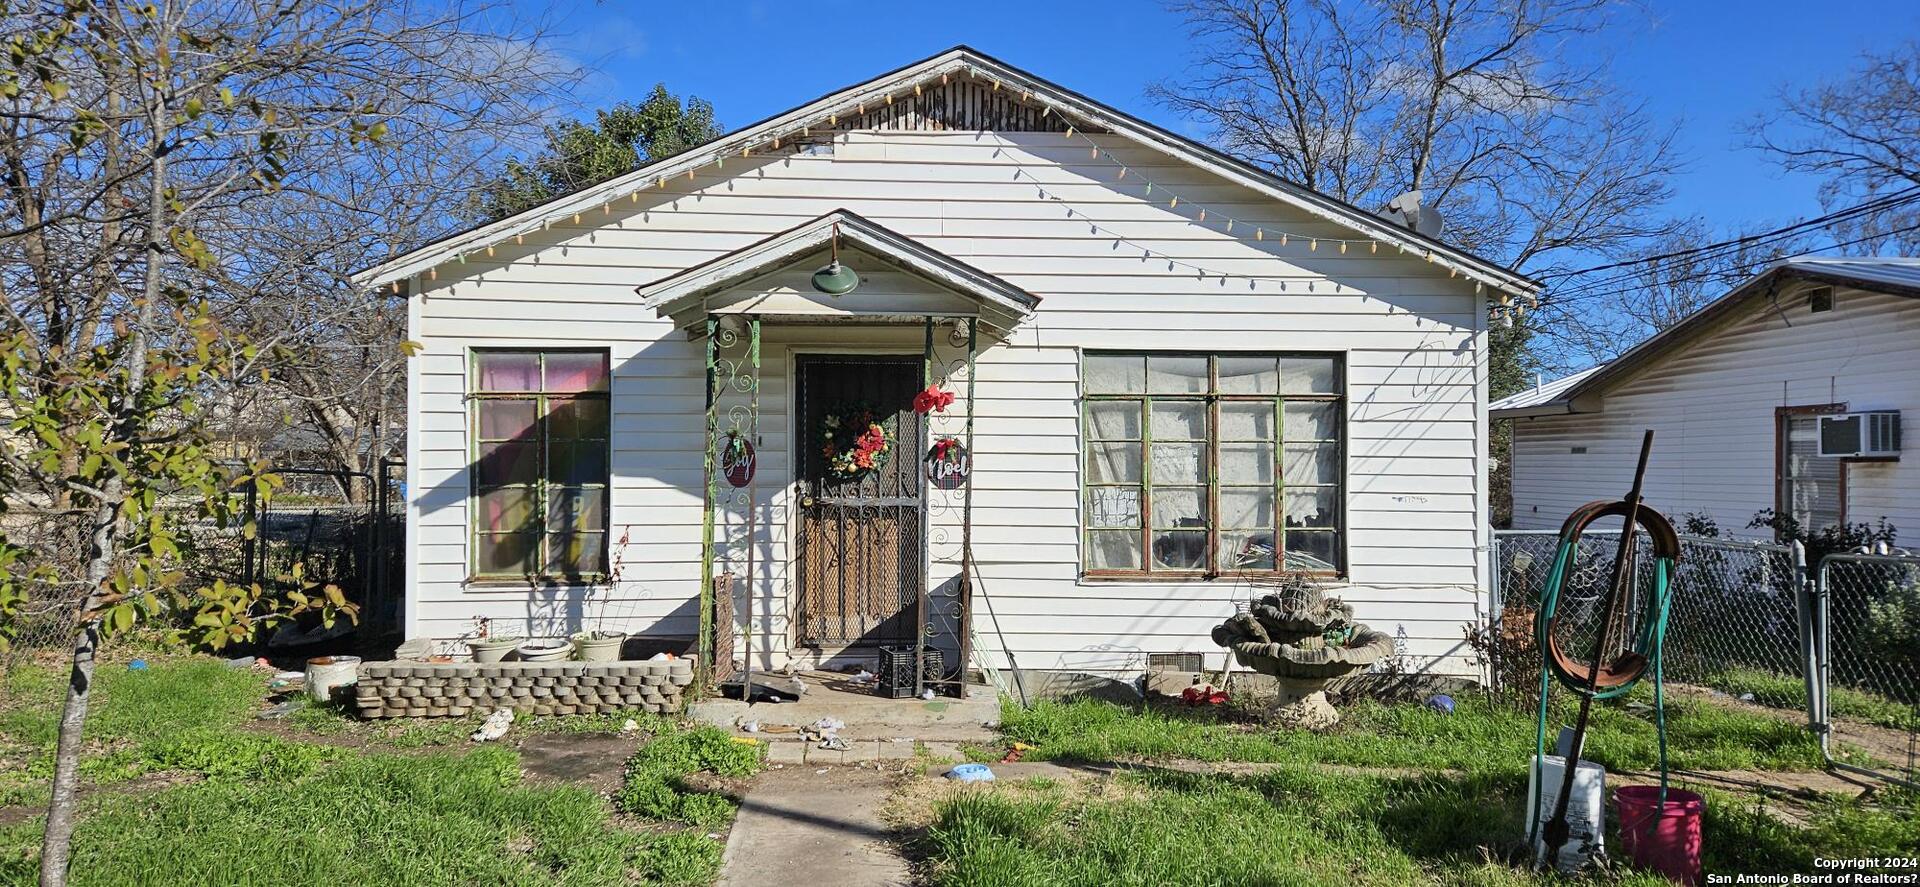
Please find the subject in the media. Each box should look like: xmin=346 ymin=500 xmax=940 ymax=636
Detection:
xmin=468 ymin=348 xmax=611 ymax=583
xmin=1081 ymin=352 xmax=1345 ymax=579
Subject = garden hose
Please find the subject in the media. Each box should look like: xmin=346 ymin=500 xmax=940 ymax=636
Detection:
xmin=1529 ymin=497 xmax=1682 ymax=849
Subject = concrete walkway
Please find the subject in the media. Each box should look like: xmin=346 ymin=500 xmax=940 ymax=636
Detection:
xmin=717 ymin=767 xmax=909 ymax=887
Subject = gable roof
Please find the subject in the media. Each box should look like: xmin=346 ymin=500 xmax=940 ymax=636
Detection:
xmin=352 ymin=46 xmax=1537 ymax=300
xmin=1492 ymin=256 xmax=1920 ymax=419
xmin=635 ymin=209 xmax=1039 ymax=333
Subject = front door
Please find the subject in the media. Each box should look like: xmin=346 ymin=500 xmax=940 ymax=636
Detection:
xmin=794 ymin=355 xmax=926 ymax=650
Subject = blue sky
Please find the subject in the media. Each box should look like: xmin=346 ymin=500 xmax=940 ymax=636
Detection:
xmin=532 ymin=0 xmax=1918 ymax=246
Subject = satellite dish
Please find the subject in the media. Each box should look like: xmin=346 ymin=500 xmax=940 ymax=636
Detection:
xmin=1381 ymin=190 xmax=1444 ymax=239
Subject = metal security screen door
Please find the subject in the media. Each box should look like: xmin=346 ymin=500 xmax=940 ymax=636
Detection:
xmin=795 ymin=355 xmax=926 ymax=648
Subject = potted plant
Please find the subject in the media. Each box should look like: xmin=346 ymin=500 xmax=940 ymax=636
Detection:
xmin=464 ymin=617 xmax=520 ymax=663
xmin=516 ymin=639 xmax=574 ymax=662
xmin=572 ymin=630 xmax=628 ymax=662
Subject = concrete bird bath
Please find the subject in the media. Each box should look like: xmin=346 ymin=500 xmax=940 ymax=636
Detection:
xmin=1210 ymin=579 xmax=1396 ymax=730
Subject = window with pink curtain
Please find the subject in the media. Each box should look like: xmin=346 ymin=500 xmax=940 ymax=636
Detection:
xmin=471 ymin=350 xmax=610 ymax=579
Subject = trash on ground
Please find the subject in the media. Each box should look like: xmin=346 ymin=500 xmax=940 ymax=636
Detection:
xmin=946 ymin=763 xmax=995 ymax=783
xmin=127 ymin=659 xmax=149 ymax=671
xmin=1181 ymin=684 xmax=1229 ymax=706
xmin=1425 ymin=694 xmax=1456 ymax=714
xmin=818 ymin=736 xmax=850 ymax=751
xmin=1000 ymin=742 xmax=1034 ymax=763
xmin=620 ymin=718 xmax=640 ymax=733
xmin=470 ymin=708 xmax=515 ymax=742
xmin=739 ymin=720 xmax=761 ymax=733
xmin=921 ymin=689 xmax=936 ymax=700
xmin=256 ymin=700 xmax=298 ymax=720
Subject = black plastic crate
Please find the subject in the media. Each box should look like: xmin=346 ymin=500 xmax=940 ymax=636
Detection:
xmin=875 ymin=644 xmax=943 ymax=698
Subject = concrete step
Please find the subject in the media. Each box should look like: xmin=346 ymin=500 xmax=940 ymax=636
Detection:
xmin=688 ymin=671 xmax=1001 ymax=745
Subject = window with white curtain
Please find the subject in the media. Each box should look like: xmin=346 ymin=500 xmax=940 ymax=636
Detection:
xmin=1082 ymin=353 xmax=1344 ymax=577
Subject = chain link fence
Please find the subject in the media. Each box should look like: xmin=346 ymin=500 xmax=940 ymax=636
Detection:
xmin=1 ymin=462 xmax=404 ymax=686
xmin=1490 ymin=530 xmax=1918 ymax=789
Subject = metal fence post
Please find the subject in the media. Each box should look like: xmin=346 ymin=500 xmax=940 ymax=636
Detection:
xmin=1791 ymin=540 xmax=1820 ymax=734
xmin=1487 ymin=534 xmax=1503 ymax=694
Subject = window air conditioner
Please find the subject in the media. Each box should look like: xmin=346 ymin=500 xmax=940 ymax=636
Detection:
xmin=1817 ymin=411 xmax=1901 ymax=458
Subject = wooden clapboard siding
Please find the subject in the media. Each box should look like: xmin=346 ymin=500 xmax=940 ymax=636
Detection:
xmin=1508 ymin=286 xmax=1920 ymax=536
xmin=406 ymin=129 xmax=1491 ymax=677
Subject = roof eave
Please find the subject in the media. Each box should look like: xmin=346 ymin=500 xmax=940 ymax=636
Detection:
xmin=352 ymin=47 xmax=1537 ymax=300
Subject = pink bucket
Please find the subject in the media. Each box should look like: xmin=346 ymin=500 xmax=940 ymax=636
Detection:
xmin=1615 ymin=785 xmax=1704 ymax=886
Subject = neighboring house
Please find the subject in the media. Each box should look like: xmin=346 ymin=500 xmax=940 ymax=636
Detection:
xmin=354 ymin=47 xmax=1535 ymax=682
xmin=1496 ymin=257 xmax=1918 ymax=538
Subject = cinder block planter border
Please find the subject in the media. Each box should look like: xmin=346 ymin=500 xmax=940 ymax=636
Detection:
xmin=352 ymin=659 xmax=695 ymax=719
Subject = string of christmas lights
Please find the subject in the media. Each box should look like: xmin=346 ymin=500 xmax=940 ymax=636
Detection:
xmin=409 ymin=64 xmax=1530 ymax=323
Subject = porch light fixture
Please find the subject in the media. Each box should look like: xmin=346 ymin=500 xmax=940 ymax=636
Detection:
xmin=811 ymin=224 xmax=860 ymax=296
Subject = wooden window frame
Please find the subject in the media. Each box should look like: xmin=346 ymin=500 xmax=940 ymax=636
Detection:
xmin=467 ymin=348 xmax=611 ymax=584
xmin=1080 ymin=351 xmax=1346 ymax=581
xmin=1774 ymin=402 xmax=1848 ymax=536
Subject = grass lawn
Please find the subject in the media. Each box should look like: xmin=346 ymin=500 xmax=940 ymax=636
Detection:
xmin=0 ymin=657 xmax=747 ymax=886
xmin=1700 ymin=667 xmax=1919 ymax=731
xmin=989 ymin=689 xmax=1853 ymax=774
xmin=918 ymin=695 xmax=1918 ymax=886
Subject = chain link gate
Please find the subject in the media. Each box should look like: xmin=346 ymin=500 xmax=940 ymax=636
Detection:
xmin=1813 ymin=553 xmax=1920 ymax=788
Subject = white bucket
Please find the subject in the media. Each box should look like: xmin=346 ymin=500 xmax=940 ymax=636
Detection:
xmin=1526 ymin=754 xmax=1606 ymax=874
xmin=306 ymin=655 xmax=362 ymax=704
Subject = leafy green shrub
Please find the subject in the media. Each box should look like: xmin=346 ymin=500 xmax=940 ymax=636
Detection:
xmin=615 ymin=724 xmax=762 ymax=827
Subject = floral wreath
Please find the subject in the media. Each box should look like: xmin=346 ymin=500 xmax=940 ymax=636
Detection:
xmin=821 ymin=404 xmax=892 ymax=479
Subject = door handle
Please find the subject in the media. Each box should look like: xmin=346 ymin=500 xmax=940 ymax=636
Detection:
xmin=800 ymin=496 xmax=815 ymax=508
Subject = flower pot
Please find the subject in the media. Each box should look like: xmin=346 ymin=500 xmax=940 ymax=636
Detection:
xmin=517 ymin=640 xmax=574 ymax=662
xmin=573 ymin=632 xmax=628 ymax=662
xmin=467 ymin=636 xmax=521 ymax=664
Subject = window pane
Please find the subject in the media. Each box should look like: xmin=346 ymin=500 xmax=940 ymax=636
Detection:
xmin=476 ymin=533 xmax=536 ymax=574
xmin=1085 ymin=486 xmax=1141 ymax=528
xmin=548 ymin=440 xmax=608 ymax=485
xmin=478 ymin=399 xmax=538 ymax=441
xmin=1087 ymin=530 xmax=1143 ymax=570
xmin=1280 ymin=356 xmax=1340 ymax=394
xmin=1218 ymin=357 xmax=1278 ymax=394
xmin=1088 ymin=442 xmax=1143 ymax=483
xmin=1283 ymin=442 xmax=1339 ymax=486
xmin=547 ymin=397 xmax=609 ymax=440
xmin=1150 ymin=401 xmax=1207 ymax=440
xmin=1147 ymin=356 xmax=1208 ymax=394
xmin=1220 ymin=443 xmax=1275 ymax=485
xmin=1285 ymin=530 xmax=1341 ymax=572
xmin=548 ymin=487 xmax=606 ymax=533
xmin=1221 ymin=487 xmax=1274 ymax=529
xmin=1151 ymin=530 xmax=1207 ymax=570
xmin=478 ymin=488 xmax=535 ymax=533
xmin=1220 ymin=402 xmax=1275 ymax=441
xmin=1220 ymin=531 xmax=1276 ymax=571
xmin=1284 ymin=488 xmax=1337 ymax=529
xmin=1085 ymin=354 xmax=1145 ymax=394
xmin=1086 ymin=401 xmax=1142 ymax=441
xmin=1283 ymin=402 xmax=1338 ymax=441
xmin=1784 ymin=416 xmax=1841 ymax=530
xmin=1152 ymin=486 xmax=1206 ymax=529
xmin=477 ymin=351 xmax=539 ymax=392
xmin=544 ymin=352 xmax=609 ymax=392
xmin=547 ymin=532 xmax=606 ymax=575
xmin=477 ymin=442 xmax=537 ymax=486
xmin=1150 ymin=442 xmax=1206 ymax=484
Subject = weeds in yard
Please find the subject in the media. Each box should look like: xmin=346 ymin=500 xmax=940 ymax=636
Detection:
xmin=1702 ymin=667 xmax=1919 ymax=730
xmin=0 ymin=660 xmax=729 ymax=886
xmin=615 ymin=724 xmax=763 ymax=828
xmin=997 ymin=691 xmax=1839 ymax=774
xmin=0 ymin=746 xmax=723 ymax=886
xmin=920 ymin=763 xmax=1919 ymax=887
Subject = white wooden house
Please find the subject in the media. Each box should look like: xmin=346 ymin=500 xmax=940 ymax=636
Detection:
xmin=355 ymin=47 xmax=1536 ymax=685
xmin=1496 ymin=257 xmax=1919 ymax=537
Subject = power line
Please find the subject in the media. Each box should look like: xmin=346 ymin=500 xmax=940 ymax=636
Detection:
xmin=1535 ymin=185 xmax=1920 ymax=286
xmin=1539 ymin=196 xmax=1920 ymax=306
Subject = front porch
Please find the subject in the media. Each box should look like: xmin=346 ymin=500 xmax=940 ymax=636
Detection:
xmin=634 ymin=210 xmax=1041 ymax=698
